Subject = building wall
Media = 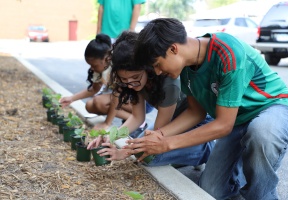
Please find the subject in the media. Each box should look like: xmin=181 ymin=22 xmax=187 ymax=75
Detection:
xmin=0 ymin=0 xmax=96 ymax=41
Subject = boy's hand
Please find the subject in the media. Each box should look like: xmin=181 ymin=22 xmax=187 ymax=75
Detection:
xmin=123 ymin=130 xmax=169 ymax=161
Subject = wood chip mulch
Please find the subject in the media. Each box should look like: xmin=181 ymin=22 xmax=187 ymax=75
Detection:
xmin=0 ymin=54 xmax=177 ymax=200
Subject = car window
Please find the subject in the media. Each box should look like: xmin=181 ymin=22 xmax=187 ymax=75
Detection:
xmin=29 ymin=26 xmax=46 ymax=31
xmin=260 ymin=4 xmax=288 ymax=27
xmin=245 ymin=18 xmax=258 ymax=28
xmin=219 ymin=18 xmax=230 ymax=25
xmin=194 ymin=19 xmax=220 ymax=27
xmin=235 ymin=18 xmax=247 ymax=27
xmin=194 ymin=18 xmax=230 ymax=27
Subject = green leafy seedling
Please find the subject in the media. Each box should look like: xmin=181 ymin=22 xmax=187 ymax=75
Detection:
xmin=74 ymin=128 xmax=86 ymax=137
xmin=109 ymin=126 xmax=118 ymax=145
xmin=124 ymin=191 xmax=144 ymax=200
xmin=45 ymin=93 xmax=62 ymax=112
xmin=42 ymin=87 xmax=53 ymax=96
xmin=89 ymin=129 xmax=108 ymax=138
xmin=66 ymin=113 xmax=83 ymax=128
xmin=109 ymin=126 xmax=129 ymax=145
xmin=118 ymin=126 xmax=129 ymax=138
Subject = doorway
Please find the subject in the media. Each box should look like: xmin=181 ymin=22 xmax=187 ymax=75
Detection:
xmin=69 ymin=20 xmax=78 ymax=41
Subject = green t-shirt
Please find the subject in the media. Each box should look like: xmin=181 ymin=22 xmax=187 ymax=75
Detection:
xmin=98 ymin=0 xmax=146 ymax=38
xmin=180 ymin=32 xmax=288 ymax=125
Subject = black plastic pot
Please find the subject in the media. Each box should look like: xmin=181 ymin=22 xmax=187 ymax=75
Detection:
xmin=63 ymin=127 xmax=75 ymax=142
xmin=58 ymin=120 xmax=69 ymax=134
xmin=91 ymin=146 xmax=111 ymax=166
xmin=46 ymin=109 xmax=57 ymax=122
xmin=51 ymin=114 xmax=64 ymax=125
xmin=134 ymin=152 xmax=155 ymax=165
xmin=70 ymin=134 xmax=83 ymax=150
xmin=42 ymin=95 xmax=50 ymax=108
xmin=76 ymin=142 xmax=91 ymax=162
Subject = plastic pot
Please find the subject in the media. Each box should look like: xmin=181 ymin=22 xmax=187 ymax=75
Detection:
xmin=58 ymin=119 xmax=69 ymax=134
xmin=46 ymin=109 xmax=57 ymax=122
xmin=134 ymin=152 xmax=155 ymax=165
xmin=63 ymin=127 xmax=75 ymax=142
xmin=51 ymin=114 xmax=64 ymax=125
xmin=70 ymin=134 xmax=83 ymax=150
xmin=42 ymin=95 xmax=50 ymax=108
xmin=75 ymin=142 xmax=91 ymax=162
xmin=91 ymin=146 xmax=111 ymax=166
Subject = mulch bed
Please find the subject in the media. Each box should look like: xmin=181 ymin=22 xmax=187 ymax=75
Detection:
xmin=0 ymin=54 xmax=177 ymax=200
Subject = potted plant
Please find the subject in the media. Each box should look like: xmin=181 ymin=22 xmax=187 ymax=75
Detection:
xmin=70 ymin=127 xmax=86 ymax=150
xmin=44 ymin=93 xmax=64 ymax=125
xmin=41 ymin=87 xmax=53 ymax=108
xmin=45 ymin=93 xmax=62 ymax=123
xmin=90 ymin=129 xmax=111 ymax=166
xmin=91 ymin=126 xmax=129 ymax=166
xmin=75 ymin=134 xmax=91 ymax=162
xmin=63 ymin=112 xmax=84 ymax=142
xmin=57 ymin=117 xmax=69 ymax=134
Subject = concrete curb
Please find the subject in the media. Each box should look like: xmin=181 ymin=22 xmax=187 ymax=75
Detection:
xmin=15 ymin=55 xmax=215 ymax=200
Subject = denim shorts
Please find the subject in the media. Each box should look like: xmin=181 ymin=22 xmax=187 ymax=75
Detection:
xmin=145 ymin=102 xmax=154 ymax=114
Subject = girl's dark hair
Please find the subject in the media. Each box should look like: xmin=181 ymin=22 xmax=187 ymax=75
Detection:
xmin=85 ymin=33 xmax=111 ymax=90
xmin=109 ymin=31 xmax=165 ymax=109
xmin=134 ymin=18 xmax=187 ymax=67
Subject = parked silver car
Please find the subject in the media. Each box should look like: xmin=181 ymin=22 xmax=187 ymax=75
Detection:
xmin=184 ymin=16 xmax=258 ymax=46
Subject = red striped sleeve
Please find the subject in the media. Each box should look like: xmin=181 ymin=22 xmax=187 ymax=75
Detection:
xmin=208 ymin=34 xmax=237 ymax=73
xmin=250 ymin=81 xmax=288 ymax=98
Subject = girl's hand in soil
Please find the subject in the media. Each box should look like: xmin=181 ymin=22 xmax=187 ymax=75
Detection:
xmin=98 ymin=142 xmax=130 ymax=161
xmin=87 ymin=135 xmax=109 ymax=150
xmin=59 ymin=96 xmax=73 ymax=107
xmin=93 ymin=122 xmax=110 ymax=131
xmin=123 ymin=130 xmax=169 ymax=161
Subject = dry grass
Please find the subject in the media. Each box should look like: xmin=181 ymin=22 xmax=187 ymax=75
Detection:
xmin=0 ymin=54 xmax=177 ymax=200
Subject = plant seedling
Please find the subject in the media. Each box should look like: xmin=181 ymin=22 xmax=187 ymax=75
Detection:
xmin=109 ymin=126 xmax=129 ymax=145
xmin=89 ymin=129 xmax=107 ymax=138
xmin=88 ymin=126 xmax=129 ymax=145
xmin=42 ymin=87 xmax=53 ymax=97
xmin=124 ymin=191 xmax=144 ymax=200
xmin=66 ymin=112 xmax=84 ymax=129
xmin=45 ymin=93 xmax=62 ymax=113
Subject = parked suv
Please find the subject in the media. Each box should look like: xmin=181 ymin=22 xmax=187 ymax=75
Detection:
xmin=254 ymin=2 xmax=288 ymax=65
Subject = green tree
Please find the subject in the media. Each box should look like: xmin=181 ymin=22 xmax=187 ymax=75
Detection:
xmin=91 ymin=0 xmax=99 ymax=23
xmin=149 ymin=0 xmax=196 ymax=20
xmin=206 ymin=0 xmax=239 ymax=9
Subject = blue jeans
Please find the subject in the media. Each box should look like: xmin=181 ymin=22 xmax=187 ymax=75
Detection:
xmin=146 ymin=114 xmax=215 ymax=167
xmin=199 ymin=104 xmax=288 ymax=200
xmin=145 ymin=101 xmax=154 ymax=114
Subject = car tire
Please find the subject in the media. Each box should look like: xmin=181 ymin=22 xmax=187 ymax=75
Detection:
xmin=264 ymin=54 xmax=281 ymax=66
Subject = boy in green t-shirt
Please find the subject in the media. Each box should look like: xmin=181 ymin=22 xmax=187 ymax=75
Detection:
xmin=125 ymin=18 xmax=288 ymax=200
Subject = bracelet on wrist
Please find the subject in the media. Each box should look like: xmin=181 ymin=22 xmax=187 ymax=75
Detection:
xmin=157 ymin=128 xmax=164 ymax=136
